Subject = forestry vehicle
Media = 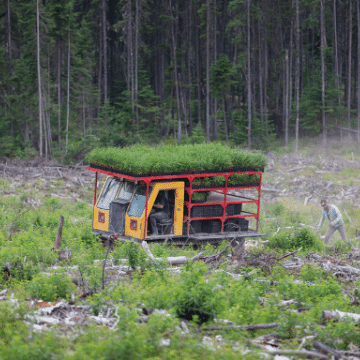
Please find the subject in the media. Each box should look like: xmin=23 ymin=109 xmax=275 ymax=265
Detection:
xmin=86 ymin=144 xmax=266 ymax=245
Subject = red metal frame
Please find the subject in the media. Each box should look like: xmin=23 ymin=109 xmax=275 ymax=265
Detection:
xmin=87 ymin=167 xmax=263 ymax=238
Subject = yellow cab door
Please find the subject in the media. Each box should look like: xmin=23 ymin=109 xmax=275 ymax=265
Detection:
xmin=93 ymin=176 xmax=121 ymax=232
xmin=125 ymin=181 xmax=184 ymax=239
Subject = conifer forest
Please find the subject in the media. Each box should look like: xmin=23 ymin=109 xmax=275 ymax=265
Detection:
xmin=1 ymin=0 xmax=360 ymax=159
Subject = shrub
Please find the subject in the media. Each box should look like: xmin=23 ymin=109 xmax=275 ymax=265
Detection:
xmin=270 ymin=227 xmax=319 ymax=251
xmin=123 ymin=242 xmax=146 ymax=270
xmin=26 ymin=273 xmax=76 ymax=301
xmin=173 ymin=262 xmax=224 ymax=325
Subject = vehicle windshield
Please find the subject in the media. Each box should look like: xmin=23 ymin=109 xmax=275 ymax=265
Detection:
xmin=127 ymin=185 xmax=152 ymax=217
xmin=97 ymin=177 xmax=121 ymax=210
xmin=117 ymin=181 xmax=135 ymax=201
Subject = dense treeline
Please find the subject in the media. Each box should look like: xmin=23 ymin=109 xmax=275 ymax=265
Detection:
xmin=0 ymin=0 xmax=359 ymax=160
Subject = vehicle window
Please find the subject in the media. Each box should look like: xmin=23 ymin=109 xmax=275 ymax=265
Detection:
xmin=127 ymin=185 xmax=152 ymax=217
xmin=117 ymin=181 xmax=135 ymax=201
xmin=97 ymin=178 xmax=121 ymax=210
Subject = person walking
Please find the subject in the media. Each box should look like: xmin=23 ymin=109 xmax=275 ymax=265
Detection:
xmin=317 ymin=199 xmax=349 ymax=244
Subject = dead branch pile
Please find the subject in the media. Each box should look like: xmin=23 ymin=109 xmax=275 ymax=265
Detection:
xmin=261 ymin=153 xmax=360 ymax=207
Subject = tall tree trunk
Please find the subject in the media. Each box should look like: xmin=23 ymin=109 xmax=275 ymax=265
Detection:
xmin=223 ymin=95 xmax=228 ymax=145
xmin=247 ymin=0 xmax=251 ymax=149
xmin=320 ymin=0 xmax=327 ymax=145
xmin=65 ymin=30 xmax=70 ymax=154
xmin=295 ymin=0 xmax=300 ymax=154
xmin=127 ymin=0 xmax=131 ymax=94
xmin=103 ymin=0 xmax=108 ymax=134
xmin=333 ymin=0 xmax=342 ymax=140
xmin=357 ymin=0 xmax=360 ymax=141
xmin=129 ymin=0 xmax=134 ymax=115
xmin=57 ymin=39 xmax=61 ymax=151
xmin=258 ymin=13 xmax=264 ymax=129
xmin=213 ymin=0 xmax=217 ymax=140
xmin=288 ymin=14 xmax=293 ymax=123
xmin=6 ymin=0 xmax=12 ymax=70
xmin=170 ymin=0 xmax=181 ymax=143
xmin=46 ymin=48 xmax=52 ymax=159
xmin=97 ymin=35 xmax=102 ymax=119
xmin=187 ymin=0 xmax=193 ymax=135
xmin=36 ymin=0 xmax=43 ymax=157
xmin=285 ymin=49 xmax=289 ymax=147
xmin=135 ymin=0 xmax=139 ymax=130
xmin=195 ymin=10 xmax=201 ymax=125
xmin=348 ymin=0 xmax=353 ymax=128
xmin=264 ymin=0 xmax=268 ymax=137
xmin=320 ymin=0 xmax=326 ymax=144
xmin=7 ymin=0 xmax=13 ymax=136
xmin=83 ymin=90 xmax=86 ymax=144
xmin=206 ymin=0 xmax=210 ymax=142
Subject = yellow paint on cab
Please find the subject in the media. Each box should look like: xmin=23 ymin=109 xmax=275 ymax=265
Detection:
xmin=92 ymin=176 xmax=112 ymax=232
xmin=125 ymin=181 xmax=184 ymax=239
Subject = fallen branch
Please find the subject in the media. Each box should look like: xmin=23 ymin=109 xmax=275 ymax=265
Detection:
xmin=259 ymin=348 xmax=329 ymax=360
xmin=203 ymin=238 xmax=237 ymax=264
xmin=313 ymin=340 xmax=341 ymax=360
xmin=277 ymin=247 xmax=302 ymax=261
xmin=141 ymin=241 xmax=155 ymax=260
xmin=322 ymin=309 xmax=360 ymax=322
xmin=201 ymin=322 xmax=278 ymax=331
xmin=190 ymin=251 xmax=204 ymax=262
xmin=337 ymin=350 xmax=360 ymax=358
xmin=304 ymin=195 xmax=312 ymax=206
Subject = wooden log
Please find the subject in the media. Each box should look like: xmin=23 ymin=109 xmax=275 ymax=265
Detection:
xmin=277 ymin=247 xmax=302 ymax=261
xmin=322 ymin=309 xmax=360 ymax=322
xmin=253 ymin=343 xmax=329 ymax=359
xmin=58 ymin=249 xmax=72 ymax=261
xmin=141 ymin=241 xmax=155 ymax=260
xmin=54 ymin=215 xmax=64 ymax=250
xmin=313 ymin=340 xmax=341 ymax=360
xmin=167 ymin=256 xmax=188 ymax=265
xmin=202 ymin=322 xmax=278 ymax=331
xmin=337 ymin=350 xmax=360 ymax=358
xmin=266 ymin=349 xmax=329 ymax=360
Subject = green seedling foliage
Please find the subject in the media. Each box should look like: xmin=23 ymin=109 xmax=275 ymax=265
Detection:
xmin=173 ymin=262 xmax=225 ymax=324
xmin=191 ymin=192 xmax=208 ymax=201
xmin=0 ymin=331 xmax=66 ymax=360
xmin=0 ymin=302 xmax=28 ymax=347
xmin=300 ymin=263 xmax=329 ymax=283
xmin=122 ymin=242 xmax=146 ymax=270
xmin=333 ymin=239 xmax=351 ymax=253
xmin=277 ymin=276 xmax=342 ymax=308
xmin=269 ymin=227 xmax=321 ymax=251
xmin=26 ymin=273 xmax=76 ymax=301
xmin=315 ymin=320 xmax=360 ymax=350
xmin=87 ymin=143 xmax=267 ymax=174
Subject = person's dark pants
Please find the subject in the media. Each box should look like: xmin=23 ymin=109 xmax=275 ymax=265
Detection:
xmin=149 ymin=211 xmax=170 ymax=235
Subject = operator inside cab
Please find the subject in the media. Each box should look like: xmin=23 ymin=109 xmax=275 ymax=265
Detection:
xmin=149 ymin=191 xmax=171 ymax=236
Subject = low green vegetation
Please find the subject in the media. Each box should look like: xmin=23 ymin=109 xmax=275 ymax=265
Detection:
xmin=2 ymin=147 xmax=360 ymax=359
xmin=87 ymin=143 xmax=267 ymax=175
xmin=269 ymin=227 xmax=322 ymax=251
xmin=192 ymin=174 xmax=260 ymax=187
xmin=191 ymin=191 xmax=209 ymax=201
